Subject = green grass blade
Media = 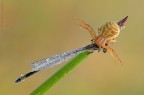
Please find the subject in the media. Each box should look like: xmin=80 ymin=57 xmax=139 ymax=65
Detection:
xmin=30 ymin=51 xmax=91 ymax=95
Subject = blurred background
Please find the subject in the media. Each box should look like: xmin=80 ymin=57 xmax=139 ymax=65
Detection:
xmin=0 ymin=0 xmax=144 ymax=95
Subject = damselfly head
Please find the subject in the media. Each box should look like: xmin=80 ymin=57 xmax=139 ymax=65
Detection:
xmin=117 ymin=16 xmax=128 ymax=30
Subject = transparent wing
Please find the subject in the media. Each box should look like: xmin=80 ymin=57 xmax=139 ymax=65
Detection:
xmin=31 ymin=44 xmax=98 ymax=71
xmin=15 ymin=44 xmax=99 ymax=83
xmin=31 ymin=49 xmax=84 ymax=71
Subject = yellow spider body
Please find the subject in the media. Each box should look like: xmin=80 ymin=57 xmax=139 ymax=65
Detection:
xmin=96 ymin=21 xmax=120 ymax=48
xmin=98 ymin=22 xmax=120 ymax=39
xmin=74 ymin=16 xmax=128 ymax=64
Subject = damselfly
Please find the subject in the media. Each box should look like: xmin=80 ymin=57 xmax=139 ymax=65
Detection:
xmin=15 ymin=16 xmax=128 ymax=83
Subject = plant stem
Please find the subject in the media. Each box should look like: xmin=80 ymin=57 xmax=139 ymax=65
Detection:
xmin=30 ymin=51 xmax=91 ymax=95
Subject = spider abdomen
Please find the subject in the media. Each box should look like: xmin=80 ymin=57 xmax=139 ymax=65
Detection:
xmin=98 ymin=22 xmax=120 ymax=39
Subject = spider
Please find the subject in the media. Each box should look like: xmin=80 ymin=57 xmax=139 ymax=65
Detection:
xmin=73 ymin=16 xmax=128 ymax=64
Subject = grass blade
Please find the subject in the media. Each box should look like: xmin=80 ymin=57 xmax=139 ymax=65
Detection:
xmin=30 ymin=50 xmax=91 ymax=95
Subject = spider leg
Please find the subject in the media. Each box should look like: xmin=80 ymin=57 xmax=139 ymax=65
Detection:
xmin=105 ymin=45 xmax=122 ymax=64
xmin=103 ymin=39 xmax=116 ymax=53
xmin=95 ymin=39 xmax=122 ymax=64
xmin=73 ymin=17 xmax=97 ymax=40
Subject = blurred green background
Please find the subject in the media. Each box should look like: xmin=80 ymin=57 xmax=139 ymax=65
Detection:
xmin=0 ymin=0 xmax=144 ymax=95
